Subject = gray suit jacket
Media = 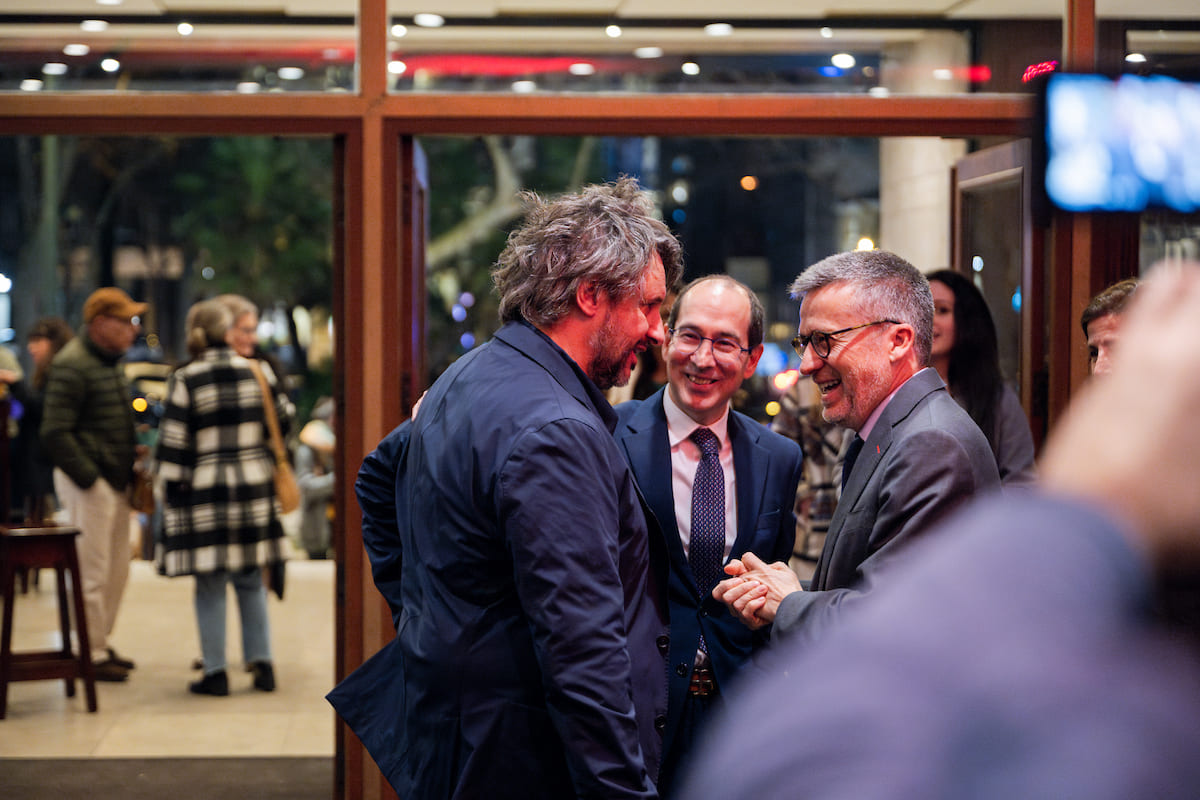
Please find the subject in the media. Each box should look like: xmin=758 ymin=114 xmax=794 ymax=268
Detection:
xmin=774 ymin=368 xmax=1000 ymax=644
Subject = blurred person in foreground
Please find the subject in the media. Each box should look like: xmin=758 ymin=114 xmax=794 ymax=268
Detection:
xmin=1081 ymin=277 xmax=1138 ymax=377
xmin=328 ymin=177 xmax=683 ymax=799
xmin=680 ymin=260 xmax=1200 ymax=800
xmin=40 ymin=288 xmax=147 ymax=682
xmin=613 ymin=275 xmax=803 ymax=796
xmin=927 ymin=269 xmax=1036 ymax=487
xmin=154 ymin=298 xmax=294 ymax=696
xmin=712 ymin=250 xmax=998 ymax=646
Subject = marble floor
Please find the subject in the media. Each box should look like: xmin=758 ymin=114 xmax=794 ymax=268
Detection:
xmin=0 ymin=545 xmax=336 ymax=759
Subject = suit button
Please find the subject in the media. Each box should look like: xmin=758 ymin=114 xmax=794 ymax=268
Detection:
xmin=654 ymin=715 xmax=667 ymax=732
xmin=656 ymin=635 xmax=670 ymax=655
xmin=675 ymin=663 xmax=688 ymax=677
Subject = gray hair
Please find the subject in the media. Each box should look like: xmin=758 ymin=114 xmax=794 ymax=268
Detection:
xmin=668 ymin=275 xmax=766 ymax=349
xmin=216 ymin=293 xmax=259 ymax=324
xmin=493 ymin=176 xmax=684 ymax=327
xmin=789 ymin=250 xmax=934 ymax=365
xmin=185 ymin=298 xmax=234 ymax=358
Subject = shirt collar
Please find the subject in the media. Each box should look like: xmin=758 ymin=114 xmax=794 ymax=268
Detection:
xmin=662 ymin=388 xmax=730 ymax=449
xmin=857 ymin=367 xmax=931 ymax=441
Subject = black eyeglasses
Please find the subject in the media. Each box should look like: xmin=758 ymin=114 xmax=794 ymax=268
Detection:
xmin=668 ymin=328 xmax=751 ymax=359
xmin=791 ymin=320 xmax=900 ymax=359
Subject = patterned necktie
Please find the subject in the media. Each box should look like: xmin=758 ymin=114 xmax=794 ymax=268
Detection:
xmin=689 ymin=427 xmax=726 ymax=602
xmin=841 ymin=435 xmax=865 ymax=491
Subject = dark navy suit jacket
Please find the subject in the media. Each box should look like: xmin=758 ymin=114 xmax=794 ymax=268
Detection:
xmin=329 ymin=321 xmax=669 ymax=800
xmin=614 ymin=388 xmax=802 ymax=762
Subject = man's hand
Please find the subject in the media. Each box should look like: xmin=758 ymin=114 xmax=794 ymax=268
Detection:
xmin=712 ymin=552 xmax=803 ymax=630
xmin=1041 ymin=260 xmax=1200 ymax=570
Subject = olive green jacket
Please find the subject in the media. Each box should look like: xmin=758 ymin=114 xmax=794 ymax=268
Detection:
xmin=40 ymin=333 xmax=138 ymax=492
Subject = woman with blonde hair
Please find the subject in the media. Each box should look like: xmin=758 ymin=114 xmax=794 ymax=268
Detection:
xmin=155 ymin=297 xmax=294 ymax=696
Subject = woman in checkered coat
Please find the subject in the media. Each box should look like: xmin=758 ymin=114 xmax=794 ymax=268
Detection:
xmin=154 ymin=297 xmax=295 ymax=697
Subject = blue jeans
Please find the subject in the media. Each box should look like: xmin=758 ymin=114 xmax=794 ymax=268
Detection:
xmin=194 ymin=567 xmax=272 ymax=675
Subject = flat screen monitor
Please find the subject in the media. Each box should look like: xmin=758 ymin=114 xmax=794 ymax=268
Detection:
xmin=1040 ymin=73 xmax=1200 ymax=213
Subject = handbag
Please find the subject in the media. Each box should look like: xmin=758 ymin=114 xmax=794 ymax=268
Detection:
xmin=127 ymin=465 xmax=156 ymax=514
xmin=247 ymin=360 xmax=302 ymax=514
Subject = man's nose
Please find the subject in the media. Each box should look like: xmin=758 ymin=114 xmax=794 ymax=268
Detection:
xmin=645 ymin=312 xmax=665 ymax=346
xmin=798 ymin=346 xmax=822 ymax=375
xmin=689 ymin=338 xmax=717 ymax=367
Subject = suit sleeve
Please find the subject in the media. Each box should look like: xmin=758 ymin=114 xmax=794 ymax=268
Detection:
xmin=498 ymin=419 xmax=656 ymax=799
xmin=774 ymin=427 xmax=989 ymax=645
xmin=354 ymin=421 xmax=412 ymax=629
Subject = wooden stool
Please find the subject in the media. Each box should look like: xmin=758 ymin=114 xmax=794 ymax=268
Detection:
xmin=0 ymin=526 xmax=97 ymax=719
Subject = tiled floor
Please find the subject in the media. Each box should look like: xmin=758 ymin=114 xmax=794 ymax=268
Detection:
xmin=0 ymin=545 xmax=336 ymax=759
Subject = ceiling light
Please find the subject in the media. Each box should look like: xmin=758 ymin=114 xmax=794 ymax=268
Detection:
xmin=1125 ymin=52 xmax=1147 ymax=63
xmin=704 ymin=23 xmax=733 ymax=37
xmin=81 ymin=19 xmax=108 ymax=32
xmin=413 ymin=13 xmax=445 ymax=28
xmin=511 ymin=80 xmax=536 ymax=93
xmin=391 ymin=24 xmax=408 ymax=38
xmin=177 ymin=22 xmax=194 ymax=36
xmin=820 ymin=27 xmax=833 ymax=38
xmin=831 ymin=53 xmax=856 ymax=69
xmin=569 ymin=63 xmax=595 ymax=76
xmin=278 ymin=67 xmax=305 ymax=80
xmin=43 ymin=62 xmax=68 ymax=75
xmin=682 ymin=62 xmax=700 ymax=76
xmin=933 ymin=68 xmax=953 ymax=80
xmin=63 ymin=44 xmax=90 ymax=57
xmin=100 ymin=58 xmax=120 ymax=72
xmin=388 ymin=60 xmax=407 ymax=75
xmin=236 ymin=82 xmax=261 ymax=93
xmin=868 ymin=86 xmax=890 ymax=97
xmin=635 ymin=47 xmax=663 ymax=59
xmin=605 ymin=25 xmax=622 ymax=38
xmin=96 ymin=0 xmax=122 ymax=5
xmin=20 ymin=79 xmax=44 ymax=91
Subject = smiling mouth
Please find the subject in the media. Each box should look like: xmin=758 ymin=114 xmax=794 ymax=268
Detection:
xmin=686 ymin=373 xmax=717 ymax=387
xmin=816 ymin=378 xmax=841 ymax=395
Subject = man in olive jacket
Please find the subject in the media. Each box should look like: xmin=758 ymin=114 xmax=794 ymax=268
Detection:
xmin=41 ymin=287 xmax=147 ymax=681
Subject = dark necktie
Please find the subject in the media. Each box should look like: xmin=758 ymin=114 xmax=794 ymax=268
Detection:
xmin=841 ymin=435 xmax=864 ymax=491
xmin=689 ymin=427 xmax=725 ymax=602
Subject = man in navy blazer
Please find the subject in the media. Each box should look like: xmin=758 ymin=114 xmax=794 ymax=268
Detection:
xmin=614 ymin=276 xmax=803 ymax=796
xmin=714 ymin=250 xmax=999 ymax=646
xmin=328 ymin=178 xmax=683 ymax=799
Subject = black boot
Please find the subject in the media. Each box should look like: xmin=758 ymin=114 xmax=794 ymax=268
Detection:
xmin=251 ymin=661 xmax=276 ymax=692
xmin=189 ymin=670 xmax=229 ymax=696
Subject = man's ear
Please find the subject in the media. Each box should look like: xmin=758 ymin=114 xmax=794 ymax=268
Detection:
xmin=888 ymin=323 xmax=916 ymax=362
xmin=575 ymin=280 xmax=605 ymax=318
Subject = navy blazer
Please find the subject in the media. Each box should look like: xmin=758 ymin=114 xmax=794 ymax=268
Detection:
xmin=614 ymin=388 xmax=802 ymax=760
xmin=774 ymin=368 xmax=1000 ymax=644
xmin=330 ymin=321 xmax=669 ymax=800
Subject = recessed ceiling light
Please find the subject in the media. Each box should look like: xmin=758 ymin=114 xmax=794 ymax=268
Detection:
xmin=704 ymin=23 xmax=733 ymax=37
xmin=820 ymin=27 xmax=834 ymax=38
xmin=569 ymin=63 xmax=596 ymax=76
xmin=933 ymin=68 xmax=953 ymax=80
xmin=511 ymin=80 xmax=537 ymax=93
xmin=21 ymin=79 xmax=44 ymax=91
xmin=390 ymin=24 xmax=408 ymax=38
xmin=635 ymin=47 xmax=663 ymax=59
xmin=96 ymin=0 xmax=122 ymax=5
xmin=278 ymin=67 xmax=305 ymax=81
xmin=388 ymin=60 xmax=407 ymax=75
xmin=100 ymin=58 xmax=120 ymax=72
xmin=236 ymin=82 xmax=261 ymax=93
xmin=177 ymin=22 xmax=194 ymax=36
xmin=1125 ymin=52 xmax=1147 ymax=63
xmin=605 ymin=25 xmax=622 ymax=38
xmin=42 ymin=62 xmax=68 ymax=76
xmin=831 ymin=53 xmax=856 ymax=69
xmin=63 ymin=43 xmax=91 ymax=57
xmin=682 ymin=62 xmax=700 ymax=76
xmin=81 ymin=19 xmax=108 ymax=32
xmin=413 ymin=13 xmax=444 ymax=28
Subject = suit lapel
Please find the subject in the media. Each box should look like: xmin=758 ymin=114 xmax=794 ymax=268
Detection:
xmin=729 ymin=413 xmax=766 ymax=559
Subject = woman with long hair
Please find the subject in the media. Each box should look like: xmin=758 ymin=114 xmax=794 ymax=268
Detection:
xmin=927 ymin=269 xmax=1036 ymax=487
xmin=155 ymin=298 xmax=294 ymax=696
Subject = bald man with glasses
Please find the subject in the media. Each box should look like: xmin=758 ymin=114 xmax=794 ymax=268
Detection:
xmin=713 ymin=250 xmax=999 ymax=647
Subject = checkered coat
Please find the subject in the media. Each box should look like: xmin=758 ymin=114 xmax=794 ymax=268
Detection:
xmin=154 ymin=346 xmax=295 ymax=577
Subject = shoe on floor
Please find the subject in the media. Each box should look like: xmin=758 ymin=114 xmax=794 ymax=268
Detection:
xmin=189 ymin=670 xmax=229 ymax=696
xmin=106 ymin=647 xmax=136 ymax=670
xmin=92 ymin=658 xmax=129 ymax=682
xmin=251 ymin=661 xmax=276 ymax=692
